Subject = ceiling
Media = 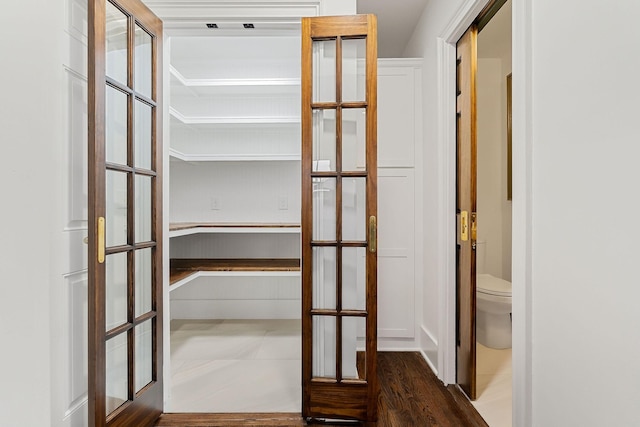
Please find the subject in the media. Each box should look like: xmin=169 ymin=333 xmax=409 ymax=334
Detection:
xmin=144 ymin=0 xmax=429 ymax=57
xmin=356 ymin=0 xmax=429 ymax=58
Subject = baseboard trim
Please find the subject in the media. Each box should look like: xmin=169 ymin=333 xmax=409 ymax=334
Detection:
xmin=420 ymin=325 xmax=439 ymax=375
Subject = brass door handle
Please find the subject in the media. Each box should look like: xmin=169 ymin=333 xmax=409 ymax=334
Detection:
xmin=471 ymin=212 xmax=477 ymax=241
xmin=97 ymin=217 xmax=105 ymax=264
xmin=460 ymin=211 xmax=469 ymax=242
xmin=369 ymin=216 xmax=377 ymax=253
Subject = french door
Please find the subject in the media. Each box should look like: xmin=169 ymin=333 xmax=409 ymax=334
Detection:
xmin=456 ymin=24 xmax=478 ymax=401
xmin=301 ymin=14 xmax=378 ymax=422
xmin=88 ymin=0 xmax=163 ymax=425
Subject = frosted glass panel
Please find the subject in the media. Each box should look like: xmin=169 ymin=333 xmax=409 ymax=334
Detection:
xmin=106 ymin=85 xmax=128 ymax=166
xmin=313 ymin=178 xmax=336 ymax=241
xmin=135 ymin=248 xmax=152 ymax=317
xmin=135 ymin=175 xmax=151 ymax=243
xmin=135 ymin=100 xmax=152 ymax=170
xmin=312 ymin=316 xmax=336 ymax=379
xmin=342 ymin=38 xmax=366 ymax=103
xmin=106 ymin=252 xmax=127 ymax=331
xmin=312 ymin=109 xmax=336 ymax=172
xmin=342 ymin=317 xmax=366 ymax=380
xmin=312 ymin=247 xmax=336 ymax=310
xmin=342 ymin=247 xmax=366 ymax=311
xmin=135 ymin=320 xmax=153 ymax=393
xmin=342 ymin=108 xmax=366 ymax=172
xmin=135 ymin=25 xmax=152 ymax=99
xmin=342 ymin=178 xmax=366 ymax=241
xmin=312 ymin=40 xmax=336 ymax=103
xmin=106 ymin=332 xmax=128 ymax=415
xmin=106 ymin=1 xmax=128 ymax=85
xmin=106 ymin=170 xmax=128 ymax=247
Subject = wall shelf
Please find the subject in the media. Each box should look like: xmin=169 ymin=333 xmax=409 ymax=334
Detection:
xmin=169 ymin=222 xmax=301 ymax=238
xmin=169 ymin=148 xmax=300 ymax=163
xmin=169 ymin=258 xmax=301 ymax=291
xmin=169 ymin=107 xmax=300 ymax=126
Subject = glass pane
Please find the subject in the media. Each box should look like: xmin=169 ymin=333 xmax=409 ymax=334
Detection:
xmin=135 ymin=175 xmax=152 ymax=243
xmin=342 ymin=247 xmax=366 ymax=311
xmin=135 ymin=319 xmax=153 ymax=393
xmin=135 ymin=248 xmax=152 ymax=317
xmin=106 ymin=170 xmax=128 ymax=247
xmin=312 ymin=316 xmax=336 ymax=379
xmin=106 ymin=1 xmax=128 ymax=85
xmin=106 ymin=332 xmax=128 ymax=415
xmin=342 ymin=178 xmax=366 ymax=241
xmin=312 ymin=247 xmax=336 ymax=310
xmin=106 ymin=252 xmax=128 ymax=331
xmin=342 ymin=38 xmax=366 ymax=103
xmin=342 ymin=108 xmax=366 ymax=172
xmin=312 ymin=40 xmax=336 ymax=103
xmin=313 ymin=177 xmax=336 ymax=241
xmin=342 ymin=317 xmax=366 ymax=380
xmin=135 ymin=100 xmax=152 ymax=170
xmin=135 ymin=25 xmax=152 ymax=99
xmin=106 ymin=86 xmax=128 ymax=166
xmin=312 ymin=109 xmax=336 ymax=172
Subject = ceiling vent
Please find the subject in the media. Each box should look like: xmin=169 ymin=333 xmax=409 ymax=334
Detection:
xmin=243 ymin=23 xmax=255 ymax=29
xmin=206 ymin=23 xmax=218 ymax=29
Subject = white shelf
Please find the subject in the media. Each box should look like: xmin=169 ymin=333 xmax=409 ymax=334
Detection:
xmin=170 ymin=65 xmax=300 ymax=90
xmin=169 ymin=148 xmax=300 ymax=162
xmin=169 ymin=223 xmax=301 ymax=238
xmin=169 ymin=107 xmax=299 ymax=126
xmin=169 ymin=270 xmax=301 ymax=292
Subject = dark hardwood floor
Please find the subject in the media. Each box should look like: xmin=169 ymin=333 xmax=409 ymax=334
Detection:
xmin=156 ymin=352 xmax=488 ymax=427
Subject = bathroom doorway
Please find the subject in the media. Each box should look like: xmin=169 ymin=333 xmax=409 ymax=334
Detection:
xmin=456 ymin=0 xmax=512 ymax=425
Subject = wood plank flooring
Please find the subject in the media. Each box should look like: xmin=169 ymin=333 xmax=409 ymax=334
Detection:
xmin=156 ymin=352 xmax=488 ymax=427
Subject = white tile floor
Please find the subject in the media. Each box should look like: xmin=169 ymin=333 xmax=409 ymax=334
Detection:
xmin=169 ymin=319 xmax=301 ymax=413
xmin=472 ymin=343 xmax=512 ymax=427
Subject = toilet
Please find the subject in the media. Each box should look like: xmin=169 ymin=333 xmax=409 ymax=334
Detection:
xmin=475 ymin=241 xmax=512 ymax=349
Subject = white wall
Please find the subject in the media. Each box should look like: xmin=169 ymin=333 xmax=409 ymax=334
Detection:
xmin=403 ymin=0 xmax=466 ymax=374
xmin=476 ymin=58 xmax=506 ymax=278
xmin=524 ymin=0 xmax=640 ymax=424
xmin=477 ymin=40 xmax=512 ymax=280
xmin=0 ymin=0 xmax=64 ymax=425
xmin=407 ymin=0 xmax=640 ymax=425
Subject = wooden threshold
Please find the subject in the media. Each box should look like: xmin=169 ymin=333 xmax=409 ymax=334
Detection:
xmin=169 ymin=258 xmax=301 ymax=285
xmin=156 ymin=413 xmax=307 ymax=426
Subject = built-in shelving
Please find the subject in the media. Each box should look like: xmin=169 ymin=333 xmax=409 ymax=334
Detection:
xmin=168 ymin=36 xmax=302 ymax=315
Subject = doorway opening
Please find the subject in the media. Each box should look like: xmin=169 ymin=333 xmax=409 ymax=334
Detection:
xmin=455 ymin=0 xmax=512 ymax=425
xmin=166 ymin=34 xmax=303 ymax=413
xmin=473 ymin=0 xmax=512 ymax=425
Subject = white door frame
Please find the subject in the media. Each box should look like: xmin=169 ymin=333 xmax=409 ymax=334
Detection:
xmin=435 ymin=0 xmax=533 ymax=426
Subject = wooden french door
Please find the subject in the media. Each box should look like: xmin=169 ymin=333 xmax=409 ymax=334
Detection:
xmin=88 ymin=0 xmax=163 ymax=426
xmin=456 ymin=24 xmax=478 ymax=401
xmin=301 ymin=14 xmax=378 ymax=422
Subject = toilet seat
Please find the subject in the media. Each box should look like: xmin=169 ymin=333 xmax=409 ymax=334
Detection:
xmin=477 ymin=273 xmax=512 ymax=297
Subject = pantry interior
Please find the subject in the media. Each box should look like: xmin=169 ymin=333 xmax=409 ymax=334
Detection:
xmin=157 ymin=6 xmax=424 ymax=411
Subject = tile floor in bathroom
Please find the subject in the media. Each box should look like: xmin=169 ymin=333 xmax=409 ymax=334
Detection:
xmin=169 ymin=319 xmax=512 ymax=426
xmin=472 ymin=343 xmax=513 ymax=427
